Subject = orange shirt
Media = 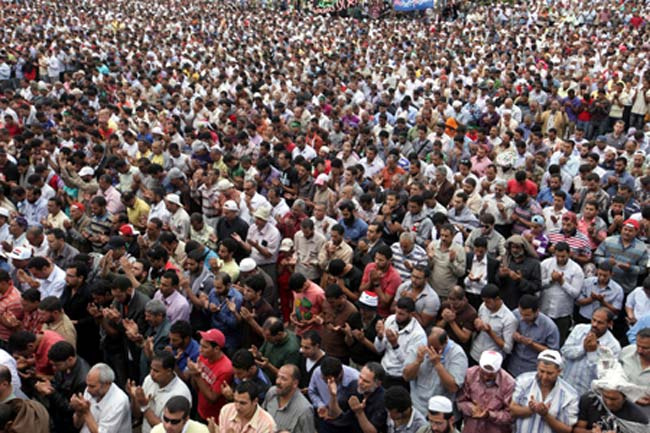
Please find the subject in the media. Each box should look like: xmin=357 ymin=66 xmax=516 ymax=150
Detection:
xmin=0 ymin=285 xmax=22 ymax=341
xmin=381 ymin=165 xmax=406 ymax=189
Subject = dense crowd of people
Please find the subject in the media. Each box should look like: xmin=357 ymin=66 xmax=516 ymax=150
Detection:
xmin=0 ymin=0 xmax=649 ymax=432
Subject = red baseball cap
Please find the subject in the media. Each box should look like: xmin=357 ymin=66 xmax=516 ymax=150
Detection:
xmin=119 ymin=224 xmax=140 ymax=236
xmin=199 ymin=329 xmax=225 ymax=348
xmin=623 ymin=219 xmax=640 ymax=230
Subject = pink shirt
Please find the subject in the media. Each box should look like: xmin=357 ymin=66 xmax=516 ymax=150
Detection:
xmin=457 ymin=366 xmax=516 ymax=433
xmin=218 ymin=403 xmax=276 ymax=433
xmin=35 ymin=330 xmax=65 ymax=375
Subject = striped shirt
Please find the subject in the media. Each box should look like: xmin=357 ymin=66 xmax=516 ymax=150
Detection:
xmin=193 ymin=183 xmax=220 ymax=219
xmin=0 ymin=285 xmax=22 ymax=341
xmin=513 ymin=372 xmax=578 ymax=433
xmin=547 ymin=229 xmax=592 ymax=259
xmin=513 ymin=200 xmax=543 ymax=235
xmin=88 ymin=212 xmax=112 ymax=252
xmin=594 ymin=236 xmax=648 ymax=293
xmin=560 ymin=324 xmax=621 ymax=396
xmin=390 ymin=242 xmax=428 ymax=281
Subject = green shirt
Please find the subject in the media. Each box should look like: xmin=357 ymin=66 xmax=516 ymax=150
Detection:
xmin=260 ymin=331 xmax=301 ymax=380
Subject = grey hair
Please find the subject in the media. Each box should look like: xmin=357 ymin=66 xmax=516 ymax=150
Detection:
xmin=145 ymin=299 xmax=167 ymax=316
xmin=90 ymin=363 xmax=115 ymax=384
xmin=493 ymin=179 xmax=507 ymax=189
xmin=436 ymin=166 xmax=447 ymax=176
xmin=399 ymin=232 xmax=415 ymax=243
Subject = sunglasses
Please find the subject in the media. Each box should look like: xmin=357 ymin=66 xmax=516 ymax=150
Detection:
xmin=163 ymin=416 xmax=184 ymax=425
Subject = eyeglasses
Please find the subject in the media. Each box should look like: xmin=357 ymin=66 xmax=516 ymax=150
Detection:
xmin=163 ymin=416 xmax=184 ymax=425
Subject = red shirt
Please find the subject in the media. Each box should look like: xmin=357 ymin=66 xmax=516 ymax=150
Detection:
xmin=361 ymin=263 xmax=402 ymax=318
xmin=196 ymin=354 xmax=233 ymax=422
xmin=506 ymin=178 xmax=538 ymax=198
xmin=35 ymin=330 xmax=65 ymax=375
xmin=292 ymin=281 xmax=325 ymax=336
xmin=0 ymin=285 xmax=23 ymax=341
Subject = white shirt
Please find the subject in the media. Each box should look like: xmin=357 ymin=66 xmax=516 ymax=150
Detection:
xmin=148 ymin=201 xmax=171 ymax=226
xmin=246 ymin=222 xmax=280 ymax=266
xmin=38 ymin=265 xmax=66 ymax=299
xmin=540 ymin=257 xmax=584 ymax=319
xmin=542 ymin=206 xmax=567 ymax=233
xmin=240 ymin=193 xmax=271 ymax=226
xmin=359 ymin=156 xmax=385 ymax=179
xmin=481 ymin=194 xmax=515 ymax=226
xmin=374 ymin=316 xmax=427 ymax=377
xmin=470 ymin=302 xmax=517 ymax=362
xmin=81 ymin=383 xmax=132 ymax=433
xmin=464 ymin=254 xmax=488 ymax=295
xmin=141 ymin=375 xmax=192 ymax=433
xmin=626 ymin=286 xmax=650 ymax=320
xmin=0 ymin=349 xmax=21 ymax=393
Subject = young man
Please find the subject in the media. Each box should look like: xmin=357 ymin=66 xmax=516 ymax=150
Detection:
xmin=217 ymin=381 xmax=276 ymax=432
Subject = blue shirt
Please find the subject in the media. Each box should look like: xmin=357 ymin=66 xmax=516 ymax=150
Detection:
xmin=577 ymin=276 xmax=624 ymax=320
xmin=627 ymin=314 xmax=650 ymax=343
xmin=536 ymin=187 xmax=573 ymax=210
xmin=307 ymin=365 xmax=359 ymax=409
xmin=338 ymin=217 xmax=368 ymax=244
xmin=171 ymin=338 xmax=200 ymax=373
xmin=561 ymin=324 xmax=622 ymax=396
xmin=508 ymin=310 xmax=560 ymax=378
xmin=207 ymin=287 xmax=243 ymax=351
xmin=602 ymin=170 xmax=635 ymax=196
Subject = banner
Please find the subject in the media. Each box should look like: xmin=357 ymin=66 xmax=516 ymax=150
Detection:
xmin=393 ymin=0 xmax=434 ymax=11
xmin=313 ymin=0 xmax=362 ymax=13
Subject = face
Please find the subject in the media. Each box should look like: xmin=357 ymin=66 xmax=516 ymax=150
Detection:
xmin=601 ymin=389 xmax=626 ymax=412
xmin=636 ymin=336 xmax=650 ymax=362
xmin=275 ymin=366 xmax=296 ymax=397
xmin=149 ymin=359 xmax=172 ymax=385
xmin=590 ymin=309 xmax=611 ymax=337
xmin=555 ymin=249 xmax=569 ymax=266
xmin=85 ymin=370 xmax=109 ymax=399
xmin=357 ymin=366 xmax=378 ymax=395
xmin=233 ymin=391 xmax=257 ymax=419
xmin=394 ymin=307 xmax=411 ymax=327
xmin=198 ymin=338 xmax=218 ymax=359
xmin=159 ymin=277 xmax=175 ymax=297
xmin=427 ymin=412 xmax=453 ymax=433
xmin=439 ymin=229 xmax=453 ymax=246
xmin=483 ymin=296 xmax=499 ymax=311
xmin=411 ymin=268 xmax=426 ymax=290
xmin=519 ymin=307 xmax=538 ymax=324
xmin=536 ymin=361 xmax=561 ymax=389
xmin=621 ymin=225 xmax=637 ymax=242
xmin=161 ymin=408 xmax=188 ymax=433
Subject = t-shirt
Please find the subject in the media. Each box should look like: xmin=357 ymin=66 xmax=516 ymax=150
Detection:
xmin=35 ymin=330 xmax=65 ymax=375
xmin=293 ymin=282 xmax=325 ymax=335
xmin=578 ymin=392 xmax=649 ymax=429
xmin=196 ymin=354 xmax=233 ymax=421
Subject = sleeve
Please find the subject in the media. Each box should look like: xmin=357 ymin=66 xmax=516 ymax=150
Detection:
xmin=593 ymin=240 xmax=608 ymax=265
xmin=457 ymin=378 xmax=475 ymax=417
xmin=97 ymin=399 xmax=132 ymax=433
xmin=545 ymin=320 xmax=561 ymax=350
xmin=560 ymin=328 xmax=586 ymax=360
xmin=560 ymin=394 xmax=579 ymax=427
xmin=512 ymin=376 xmax=528 ymax=405
xmin=308 ymin=370 xmax=326 ymax=409
xmin=630 ymin=246 xmax=648 ymax=275
xmin=541 ymin=261 xmax=553 ymax=288
xmin=502 ymin=315 xmax=517 ymax=354
xmin=450 ymin=246 xmax=467 ymax=277
xmin=447 ymin=349 xmax=469 ymax=388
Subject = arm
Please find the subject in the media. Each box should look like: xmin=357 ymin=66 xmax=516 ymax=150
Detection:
xmin=541 ymin=412 xmax=573 ymax=433
xmin=353 ymin=409 xmax=378 ymax=433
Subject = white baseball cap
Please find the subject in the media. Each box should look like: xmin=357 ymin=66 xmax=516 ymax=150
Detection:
xmin=479 ymin=350 xmax=503 ymax=373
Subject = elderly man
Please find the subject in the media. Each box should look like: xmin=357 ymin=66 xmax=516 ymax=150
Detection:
xmin=294 ymin=218 xmax=326 ymax=282
xmin=70 ymin=363 xmax=132 ymax=433
xmin=235 ymin=207 xmax=281 ymax=283
xmin=403 ymin=326 xmax=467 ymax=416
xmin=561 ymin=307 xmax=622 ymax=396
xmin=510 ymin=350 xmax=578 ymax=433
xmin=262 ymin=364 xmax=315 ymax=433
xmin=391 ymin=232 xmax=429 ymax=282
xmin=375 ymin=297 xmax=427 ymax=391
xmin=457 ymin=350 xmax=515 ymax=433
xmin=481 ymin=180 xmax=515 ymax=238
xmin=495 ymin=235 xmax=541 ymax=310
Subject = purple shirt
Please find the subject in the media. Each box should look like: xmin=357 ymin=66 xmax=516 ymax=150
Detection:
xmin=153 ymin=289 xmax=190 ymax=323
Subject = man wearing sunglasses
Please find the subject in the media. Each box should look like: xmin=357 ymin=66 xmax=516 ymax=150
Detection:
xmin=151 ymin=395 xmax=208 ymax=433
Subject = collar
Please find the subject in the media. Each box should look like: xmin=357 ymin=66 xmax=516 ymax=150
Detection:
xmin=229 ymin=404 xmax=263 ymax=430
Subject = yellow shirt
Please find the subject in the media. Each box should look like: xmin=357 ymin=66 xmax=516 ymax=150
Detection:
xmin=127 ymin=197 xmax=151 ymax=228
xmin=46 ymin=211 xmax=70 ymax=230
